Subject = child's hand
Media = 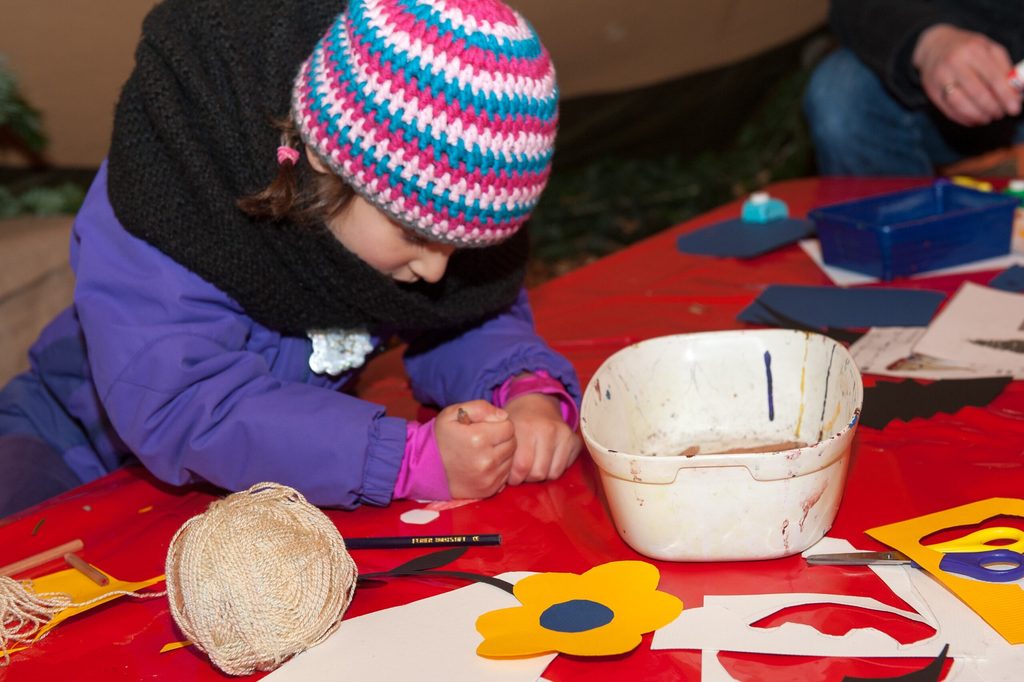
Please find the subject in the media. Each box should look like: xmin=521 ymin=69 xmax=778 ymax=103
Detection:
xmin=504 ymin=393 xmax=582 ymax=486
xmin=435 ymin=400 xmax=516 ymax=499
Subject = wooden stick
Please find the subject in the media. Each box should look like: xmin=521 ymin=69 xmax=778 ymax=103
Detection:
xmin=0 ymin=538 xmax=84 ymax=577
xmin=64 ymin=552 xmax=109 ymax=586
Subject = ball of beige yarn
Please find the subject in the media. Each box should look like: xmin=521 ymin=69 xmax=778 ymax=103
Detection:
xmin=165 ymin=482 xmax=358 ymax=676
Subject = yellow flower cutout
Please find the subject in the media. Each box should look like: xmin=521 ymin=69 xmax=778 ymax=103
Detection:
xmin=475 ymin=560 xmax=682 ymax=658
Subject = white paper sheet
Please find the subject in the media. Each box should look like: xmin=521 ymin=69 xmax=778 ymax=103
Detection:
xmin=848 ymin=538 xmax=1024 ymax=681
xmin=849 ymin=327 xmax=1002 ymax=380
xmin=264 ymin=572 xmax=554 ymax=682
xmin=652 ymin=588 xmax=933 ymax=658
xmin=798 ymin=240 xmax=1024 ymax=287
xmin=651 ymin=538 xmax=1024 ymax=681
xmin=913 ymin=282 xmax=1024 ymax=378
xmin=399 ymin=508 xmax=440 ymax=525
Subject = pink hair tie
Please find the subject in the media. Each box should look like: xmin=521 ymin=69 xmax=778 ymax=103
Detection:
xmin=276 ymin=145 xmax=300 ymax=166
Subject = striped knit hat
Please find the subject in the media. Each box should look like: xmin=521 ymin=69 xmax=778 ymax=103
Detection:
xmin=291 ymin=0 xmax=558 ymax=247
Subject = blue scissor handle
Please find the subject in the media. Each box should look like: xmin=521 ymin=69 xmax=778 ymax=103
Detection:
xmin=938 ymin=548 xmax=1024 ymax=583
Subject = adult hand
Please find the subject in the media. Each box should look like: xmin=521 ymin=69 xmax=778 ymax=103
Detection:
xmin=435 ymin=400 xmax=515 ymax=499
xmin=503 ymin=392 xmax=582 ymax=486
xmin=913 ymin=24 xmax=1021 ymax=126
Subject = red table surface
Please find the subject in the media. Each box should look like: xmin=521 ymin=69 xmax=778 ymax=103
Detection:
xmin=3 ymin=177 xmax=1022 ymax=681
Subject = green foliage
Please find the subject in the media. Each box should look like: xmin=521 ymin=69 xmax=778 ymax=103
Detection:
xmin=25 ymin=183 xmax=84 ymax=215
xmin=0 ymin=55 xmax=47 ymax=153
xmin=0 ymin=182 xmax=85 ymax=217
xmin=0 ymin=185 xmax=15 ymax=218
xmin=0 ymin=55 xmax=86 ymax=217
xmin=529 ymin=69 xmax=814 ymax=267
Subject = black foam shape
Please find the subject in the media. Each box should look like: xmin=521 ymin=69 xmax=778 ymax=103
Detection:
xmin=860 ymin=378 xmax=1012 ymax=429
xmin=358 ymin=545 xmax=516 ymax=595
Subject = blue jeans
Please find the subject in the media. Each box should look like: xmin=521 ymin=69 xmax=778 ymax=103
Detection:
xmin=0 ymin=435 xmax=83 ymax=519
xmin=803 ymin=48 xmax=1024 ymax=176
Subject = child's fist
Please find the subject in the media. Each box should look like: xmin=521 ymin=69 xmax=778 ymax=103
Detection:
xmin=435 ymin=400 xmax=516 ymax=499
xmin=503 ymin=393 xmax=581 ymax=485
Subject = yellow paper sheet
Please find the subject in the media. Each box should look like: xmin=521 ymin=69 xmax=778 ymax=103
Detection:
xmin=866 ymin=497 xmax=1024 ymax=644
xmin=1 ymin=565 xmax=165 ymax=657
xmin=159 ymin=640 xmax=193 ymax=653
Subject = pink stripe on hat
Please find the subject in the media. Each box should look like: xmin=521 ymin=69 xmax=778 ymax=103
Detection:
xmin=291 ymin=0 xmax=557 ymax=247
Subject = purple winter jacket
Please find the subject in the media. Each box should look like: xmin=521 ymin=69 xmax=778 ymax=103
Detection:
xmin=0 ymin=163 xmax=580 ymax=508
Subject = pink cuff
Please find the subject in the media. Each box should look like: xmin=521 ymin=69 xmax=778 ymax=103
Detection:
xmin=393 ymin=419 xmax=451 ymax=501
xmin=492 ymin=370 xmax=579 ymax=430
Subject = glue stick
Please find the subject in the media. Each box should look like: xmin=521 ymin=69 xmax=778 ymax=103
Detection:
xmin=1009 ymin=59 xmax=1024 ymax=91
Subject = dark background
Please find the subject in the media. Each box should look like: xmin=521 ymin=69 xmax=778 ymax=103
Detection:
xmin=0 ymin=27 xmax=832 ymax=285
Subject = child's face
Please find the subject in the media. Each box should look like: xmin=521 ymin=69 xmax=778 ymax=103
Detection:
xmin=326 ymin=193 xmax=455 ymax=284
xmin=307 ymin=148 xmax=455 ymax=284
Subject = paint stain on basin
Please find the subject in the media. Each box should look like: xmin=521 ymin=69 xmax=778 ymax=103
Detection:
xmin=675 ymin=440 xmax=809 ymax=456
xmin=799 ymin=485 xmax=827 ymax=531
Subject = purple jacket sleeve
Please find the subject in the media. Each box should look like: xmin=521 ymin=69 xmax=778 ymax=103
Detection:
xmin=402 ymin=289 xmax=582 ymax=409
xmin=72 ymin=165 xmax=405 ymax=508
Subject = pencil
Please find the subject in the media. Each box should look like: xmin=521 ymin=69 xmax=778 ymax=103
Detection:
xmin=345 ymin=534 xmax=501 ymax=549
xmin=456 ymin=407 xmax=472 ymax=425
xmin=0 ymin=538 xmax=85 ymax=577
xmin=64 ymin=552 xmax=110 ymax=586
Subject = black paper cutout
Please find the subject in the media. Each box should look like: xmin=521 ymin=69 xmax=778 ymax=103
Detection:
xmin=842 ymin=643 xmax=948 ymax=682
xmin=860 ymin=378 xmax=1012 ymax=429
xmin=361 ymin=568 xmax=517 ymax=595
xmin=676 ymin=217 xmax=816 ymax=258
xmin=738 ymin=286 xmax=945 ymax=330
xmin=988 ymin=264 xmax=1024 ymax=292
xmin=358 ymin=545 xmax=516 ymax=595
xmin=743 ymin=299 xmax=864 ymax=344
xmin=386 ymin=546 xmax=468 ymax=573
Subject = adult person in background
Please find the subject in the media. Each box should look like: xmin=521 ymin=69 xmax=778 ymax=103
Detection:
xmin=803 ymin=1 xmax=1024 ymax=176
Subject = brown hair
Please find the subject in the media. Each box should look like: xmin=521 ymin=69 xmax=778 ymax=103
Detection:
xmin=237 ymin=117 xmax=353 ymax=226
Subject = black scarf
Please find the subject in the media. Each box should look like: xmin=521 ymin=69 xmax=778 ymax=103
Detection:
xmin=107 ymin=0 xmax=527 ymax=336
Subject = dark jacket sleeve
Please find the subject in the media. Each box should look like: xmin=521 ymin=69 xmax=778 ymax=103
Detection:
xmin=828 ymin=0 xmax=1012 ymax=107
xmin=830 ymin=0 xmax=963 ymax=106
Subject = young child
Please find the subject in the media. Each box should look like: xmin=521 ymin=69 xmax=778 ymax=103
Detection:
xmin=0 ymin=0 xmax=581 ymax=517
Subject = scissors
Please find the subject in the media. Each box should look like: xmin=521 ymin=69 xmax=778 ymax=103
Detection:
xmin=806 ymin=527 xmax=1024 ymax=583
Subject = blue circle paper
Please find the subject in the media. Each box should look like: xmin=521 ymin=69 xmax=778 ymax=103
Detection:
xmin=539 ymin=599 xmax=614 ymax=633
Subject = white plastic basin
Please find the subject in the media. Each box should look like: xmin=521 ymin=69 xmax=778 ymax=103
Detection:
xmin=581 ymin=330 xmax=863 ymax=561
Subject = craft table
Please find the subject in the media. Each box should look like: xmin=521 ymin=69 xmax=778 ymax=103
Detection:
xmin=3 ymin=177 xmax=1022 ymax=681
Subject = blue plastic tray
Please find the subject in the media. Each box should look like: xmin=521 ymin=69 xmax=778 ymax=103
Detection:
xmin=808 ymin=183 xmax=1017 ymax=280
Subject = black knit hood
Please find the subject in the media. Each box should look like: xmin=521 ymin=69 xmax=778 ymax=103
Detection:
xmin=107 ymin=0 xmax=527 ymax=336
